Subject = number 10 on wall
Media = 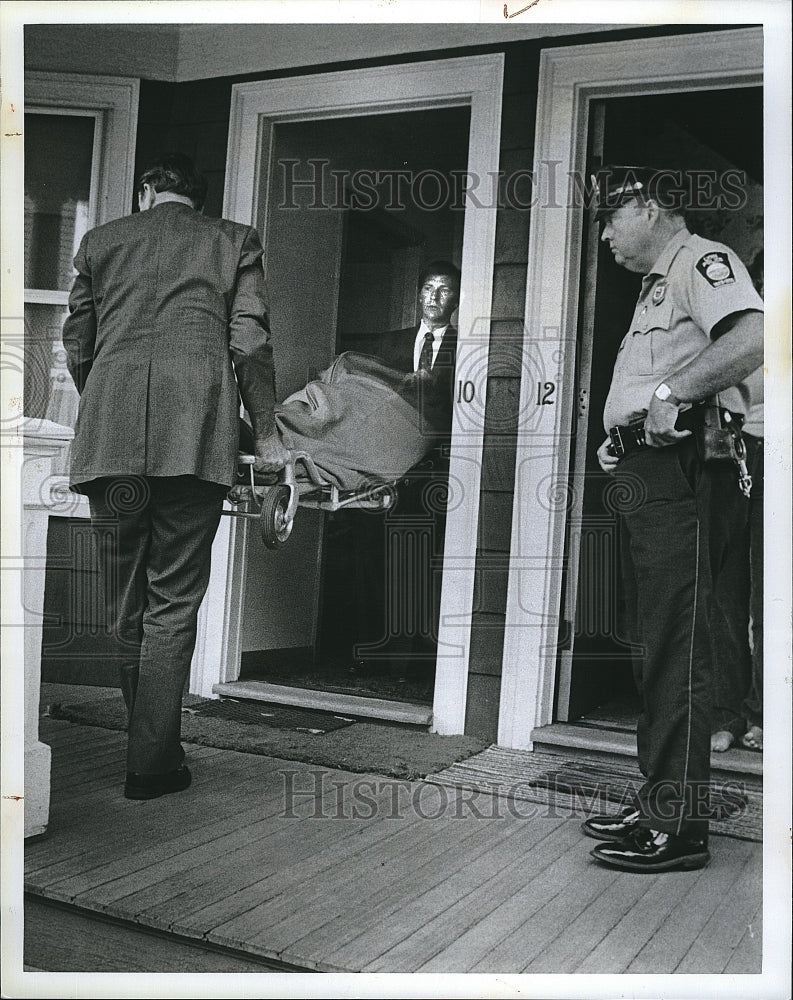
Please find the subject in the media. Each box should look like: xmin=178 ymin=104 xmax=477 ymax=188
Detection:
xmin=457 ymin=380 xmax=476 ymax=403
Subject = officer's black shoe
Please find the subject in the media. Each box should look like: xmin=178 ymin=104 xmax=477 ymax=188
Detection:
xmin=581 ymin=807 xmax=641 ymax=841
xmin=124 ymin=765 xmax=192 ymax=800
xmin=590 ymin=827 xmax=710 ymax=872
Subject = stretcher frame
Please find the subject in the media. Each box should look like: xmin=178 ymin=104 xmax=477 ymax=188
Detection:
xmin=223 ymin=451 xmax=397 ymax=548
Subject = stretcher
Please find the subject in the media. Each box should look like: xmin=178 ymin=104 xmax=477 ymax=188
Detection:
xmin=224 ymin=450 xmax=397 ymax=549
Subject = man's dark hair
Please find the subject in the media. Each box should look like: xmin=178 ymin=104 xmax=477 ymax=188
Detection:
xmin=419 ymin=260 xmax=462 ymax=289
xmin=137 ymin=153 xmax=208 ymax=211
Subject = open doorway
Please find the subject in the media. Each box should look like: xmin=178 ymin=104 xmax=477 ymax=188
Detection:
xmin=238 ymin=106 xmax=471 ymax=705
xmin=557 ymin=86 xmax=763 ymax=730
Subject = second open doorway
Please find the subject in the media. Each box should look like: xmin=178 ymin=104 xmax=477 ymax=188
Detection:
xmin=557 ymin=85 xmax=763 ymax=730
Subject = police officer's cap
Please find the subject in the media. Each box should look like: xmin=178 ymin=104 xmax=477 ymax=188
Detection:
xmin=593 ymin=165 xmax=687 ymax=220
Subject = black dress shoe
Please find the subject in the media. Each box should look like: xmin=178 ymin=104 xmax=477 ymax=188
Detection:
xmin=124 ymin=765 xmax=192 ymax=800
xmin=581 ymin=807 xmax=641 ymax=841
xmin=590 ymin=827 xmax=710 ymax=872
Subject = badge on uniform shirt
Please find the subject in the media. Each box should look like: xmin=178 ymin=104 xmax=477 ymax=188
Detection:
xmin=696 ymin=251 xmax=736 ymax=287
xmin=651 ymin=282 xmax=667 ymax=305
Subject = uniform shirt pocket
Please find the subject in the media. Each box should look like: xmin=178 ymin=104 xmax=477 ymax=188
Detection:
xmin=627 ymin=300 xmax=674 ymax=376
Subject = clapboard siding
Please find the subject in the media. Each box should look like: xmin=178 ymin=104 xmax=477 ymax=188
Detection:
xmin=494 ymin=207 xmax=531 ymax=265
xmin=486 ymin=323 xmax=527 ymax=376
xmin=490 ymin=265 xmax=528 ymax=321
xmin=472 ymin=560 xmax=509 ymax=614
xmin=477 ymin=491 xmax=514 ymax=552
xmin=465 ymin=44 xmax=538 ymax=738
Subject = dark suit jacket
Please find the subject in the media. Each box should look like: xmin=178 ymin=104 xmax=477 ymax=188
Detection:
xmin=63 ymin=201 xmax=276 ymax=489
xmin=345 ymin=324 xmax=458 ymax=436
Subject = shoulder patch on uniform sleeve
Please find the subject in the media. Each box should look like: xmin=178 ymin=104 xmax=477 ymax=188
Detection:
xmin=695 ymin=251 xmax=736 ymax=287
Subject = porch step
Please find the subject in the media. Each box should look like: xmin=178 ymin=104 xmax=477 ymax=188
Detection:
xmin=24 ymin=893 xmax=310 ymax=973
xmin=531 ymin=723 xmax=763 ymax=778
xmin=212 ymin=679 xmax=433 ymax=727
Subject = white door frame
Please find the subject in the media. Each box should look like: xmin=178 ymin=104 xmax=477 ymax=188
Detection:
xmin=193 ymin=54 xmax=504 ymax=732
xmin=497 ymin=27 xmax=764 ymax=749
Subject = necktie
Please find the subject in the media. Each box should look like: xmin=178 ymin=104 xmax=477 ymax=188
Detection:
xmin=418 ymin=331 xmax=434 ymax=372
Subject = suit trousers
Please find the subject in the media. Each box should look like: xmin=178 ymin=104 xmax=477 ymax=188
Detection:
xmin=86 ymin=475 xmax=227 ymax=774
xmin=616 ymin=438 xmax=745 ymax=838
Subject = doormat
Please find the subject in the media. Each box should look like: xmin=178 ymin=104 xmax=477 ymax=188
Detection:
xmin=182 ymin=697 xmax=355 ymax=734
xmin=39 ymin=683 xmax=489 ymax=781
xmin=425 ymin=746 xmax=763 ymax=842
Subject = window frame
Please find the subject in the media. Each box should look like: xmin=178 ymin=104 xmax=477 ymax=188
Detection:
xmin=24 ymin=71 xmax=139 ymax=229
xmin=21 ymin=72 xmax=139 ymax=421
xmin=24 ymin=106 xmax=104 ymax=303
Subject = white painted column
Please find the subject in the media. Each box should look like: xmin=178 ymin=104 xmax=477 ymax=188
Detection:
xmin=18 ymin=420 xmax=84 ymax=837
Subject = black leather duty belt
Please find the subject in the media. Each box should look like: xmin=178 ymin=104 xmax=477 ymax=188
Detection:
xmin=608 ymin=406 xmax=740 ymax=459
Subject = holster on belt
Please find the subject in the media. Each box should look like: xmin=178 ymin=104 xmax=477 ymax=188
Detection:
xmin=608 ymin=397 xmax=752 ymax=497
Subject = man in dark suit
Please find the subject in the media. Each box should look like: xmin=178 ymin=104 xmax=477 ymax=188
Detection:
xmin=343 ymin=261 xmax=460 ymax=683
xmin=63 ymin=153 xmax=289 ymax=799
xmin=357 ymin=260 xmax=460 ymax=439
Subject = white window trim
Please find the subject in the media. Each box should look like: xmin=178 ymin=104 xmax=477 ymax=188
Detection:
xmin=21 ymin=72 xmax=140 ymax=419
xmin=498 ymin=27 xmax=764 ymax=750
xmin=24 ymin=106 xmax=103 ymax=300
xmin=24 ymin=71 xmax=139 ymax=229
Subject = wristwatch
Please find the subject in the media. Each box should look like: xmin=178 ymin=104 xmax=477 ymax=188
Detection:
xmin=654 ymin=382 xmax=682 ymax=406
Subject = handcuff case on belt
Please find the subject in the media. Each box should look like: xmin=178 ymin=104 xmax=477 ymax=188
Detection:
xmin=693 ymin=402 xmax=743 ymax=462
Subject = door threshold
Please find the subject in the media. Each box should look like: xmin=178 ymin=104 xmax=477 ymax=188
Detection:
xmin=531 ymin=722 xmax=763 ymax=778
xmin=213 ymin=679 xmax=433 ymax=727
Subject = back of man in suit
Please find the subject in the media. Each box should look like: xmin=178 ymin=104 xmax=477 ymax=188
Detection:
xmin=63 ymin=153 xmax=289 ymax=799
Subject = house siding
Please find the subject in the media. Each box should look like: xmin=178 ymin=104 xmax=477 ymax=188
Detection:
xmin=464 ymin=47 xmax=539 ymax=738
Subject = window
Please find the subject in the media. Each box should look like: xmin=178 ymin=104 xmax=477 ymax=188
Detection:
xmin=23 ymin=72 xmax=139 ymax=427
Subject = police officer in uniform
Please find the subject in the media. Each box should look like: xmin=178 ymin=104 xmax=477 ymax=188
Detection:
xmin=581 ymin=167 xmax=764 ymax=871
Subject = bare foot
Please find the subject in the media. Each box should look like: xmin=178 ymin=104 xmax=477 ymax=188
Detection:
xmin=711 ymin=730 xmax=735 ymax=753
xmin=741 ymin=725 xmax=763 ymax=750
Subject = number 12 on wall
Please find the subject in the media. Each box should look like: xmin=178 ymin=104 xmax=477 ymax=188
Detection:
xmin=537 ymin=381 xmax=556 ymax=405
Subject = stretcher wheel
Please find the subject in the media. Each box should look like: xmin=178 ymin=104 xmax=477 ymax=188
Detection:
xmin=259 ymin=484 xmax=293 ymax=549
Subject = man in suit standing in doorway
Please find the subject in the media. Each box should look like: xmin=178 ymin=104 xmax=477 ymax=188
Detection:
xmin=361 ymin=260 xmax=460 ymax=438
xmin=63 ymin=153 xmax=289 ymax=800
xmin=346 ymin=260 xmax=460 ymax=684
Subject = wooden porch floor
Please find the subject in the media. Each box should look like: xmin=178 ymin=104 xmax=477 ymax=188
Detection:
xmin=24 ymin=718 xmax=763 ymax=975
